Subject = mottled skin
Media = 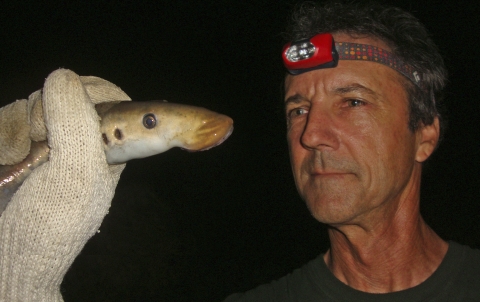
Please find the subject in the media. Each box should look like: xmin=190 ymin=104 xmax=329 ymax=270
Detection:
xmin=0 ymin=141 xmax=50 ymax=215
xmin=0 ymin=101 xmax=233 ymax=216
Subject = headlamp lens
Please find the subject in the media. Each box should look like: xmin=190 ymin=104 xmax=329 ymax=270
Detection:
xmin=285 ymin=42 xmax=316 ymax=62
xmin=282 ymin=33 xmax=338 ymax=74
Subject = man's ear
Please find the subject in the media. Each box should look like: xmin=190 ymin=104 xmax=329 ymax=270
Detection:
xmin=415 ymin=117 xmax=440 ymax=163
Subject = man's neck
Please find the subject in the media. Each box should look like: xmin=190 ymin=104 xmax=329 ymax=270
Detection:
xmin=324 ymin=215 xmax=448 ymax=293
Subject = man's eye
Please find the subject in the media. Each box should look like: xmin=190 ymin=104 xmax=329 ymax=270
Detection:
xmin=346 ymin=99 xmax=365 ymax=107
xmin=288 ymin=108 xmax=308 ymax=118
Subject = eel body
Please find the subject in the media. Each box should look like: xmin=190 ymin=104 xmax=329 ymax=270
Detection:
xmin=0 ymin=141 xmax=50 ymax=215
xmin=0 ymin=101 xmax=233 ymax=216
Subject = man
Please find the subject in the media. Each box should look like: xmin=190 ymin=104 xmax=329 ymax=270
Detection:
xmin=225 ymin=1 xmax=480 ymax=301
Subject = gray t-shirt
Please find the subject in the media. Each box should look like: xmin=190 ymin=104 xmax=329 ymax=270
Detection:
xmin=224 ymin=241 xmax=480 ymax=301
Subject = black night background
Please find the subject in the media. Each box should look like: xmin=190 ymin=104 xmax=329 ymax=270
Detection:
xmin=0 ymin=1 xmax=479 ymax=301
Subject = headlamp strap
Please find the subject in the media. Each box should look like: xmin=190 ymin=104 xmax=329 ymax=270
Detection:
xmin=335 ymin=42 xmax=423 ymax=89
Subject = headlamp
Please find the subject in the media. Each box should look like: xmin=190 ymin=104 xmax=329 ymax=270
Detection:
xmin=282 ymin=33 xmax=339 ymax=75
xmin=282 ymin=33 xmax=424 ymax=89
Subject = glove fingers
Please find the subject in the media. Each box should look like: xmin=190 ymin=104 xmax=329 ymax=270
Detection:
xmin=80 ymin=76 xmax=131 ymax=104
xmin=40 ymin=68 xmax=115 ymax=223
xmin=0 ymin=100 xmax=31 ymax=165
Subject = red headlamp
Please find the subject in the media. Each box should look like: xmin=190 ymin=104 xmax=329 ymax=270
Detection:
xmin=282 ymin=33 xmax=424 ymax=90
xmin=282 ymin=33 xmax=339 ymax=75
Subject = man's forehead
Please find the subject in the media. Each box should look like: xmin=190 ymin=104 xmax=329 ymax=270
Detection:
xmin=284 ymin=59 xmax=404 ymax=98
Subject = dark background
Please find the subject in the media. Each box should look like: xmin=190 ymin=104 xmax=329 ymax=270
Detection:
xmin=1 ymin=1 xmax=479 ymax=301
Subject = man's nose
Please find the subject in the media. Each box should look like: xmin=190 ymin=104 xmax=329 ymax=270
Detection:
xmin=300 ymin=106 xmax=339 ymax=151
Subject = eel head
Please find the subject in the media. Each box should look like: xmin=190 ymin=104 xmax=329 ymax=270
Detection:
xmin=98 ymin=101 xmax=234 ymax=164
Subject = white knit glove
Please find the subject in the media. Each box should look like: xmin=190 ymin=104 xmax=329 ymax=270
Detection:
xmin=0 ymin=69 xmax=131 ymax=301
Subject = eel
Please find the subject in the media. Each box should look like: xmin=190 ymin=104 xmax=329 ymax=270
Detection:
xmin=0 ymin=141 xmax=50 ymax=215
xmin=0 ymin=101 xmax=233 ymax=216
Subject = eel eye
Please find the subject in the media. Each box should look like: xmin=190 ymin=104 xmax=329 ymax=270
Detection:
xmin=143 ymin=113 xmax=157 ymax=129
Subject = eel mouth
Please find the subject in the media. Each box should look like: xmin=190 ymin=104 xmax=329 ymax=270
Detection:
xmin=180 ymin=119 xmax=234 ymax=152
xmin=198 ymin=124 xmax=234 ymax=151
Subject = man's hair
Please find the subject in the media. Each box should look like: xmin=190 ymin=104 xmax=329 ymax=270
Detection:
xmin=285 ymin=1 xmax=447 ymax=141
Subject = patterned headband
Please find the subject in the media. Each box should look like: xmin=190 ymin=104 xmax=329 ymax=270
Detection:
xmin=335 ymin=42 xmax=424 ymax=90
xmin=282 ymin=33 xmax=426 ymax=91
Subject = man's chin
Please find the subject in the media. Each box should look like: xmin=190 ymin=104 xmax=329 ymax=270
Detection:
xmin=305 ymin=196 xmax=361 ymax=226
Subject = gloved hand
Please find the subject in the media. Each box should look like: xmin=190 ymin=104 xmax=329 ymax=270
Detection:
xmin=0 ymin=69 xmax=131 ymax=301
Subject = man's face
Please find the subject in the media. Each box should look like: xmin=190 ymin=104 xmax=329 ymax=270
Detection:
xmin=285 ymin=34 xmax=425 ymax=226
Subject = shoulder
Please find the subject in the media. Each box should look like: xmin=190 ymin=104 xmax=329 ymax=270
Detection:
xmin=447 ymin=241 xmax=480 ymax=267
xmin=223 ymin=254 xmax=328 ymax=302
xmin=439 ymin=241 xmax=480 ymax=300
xmin=437 ymin=241 xmax=480 ymax=282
